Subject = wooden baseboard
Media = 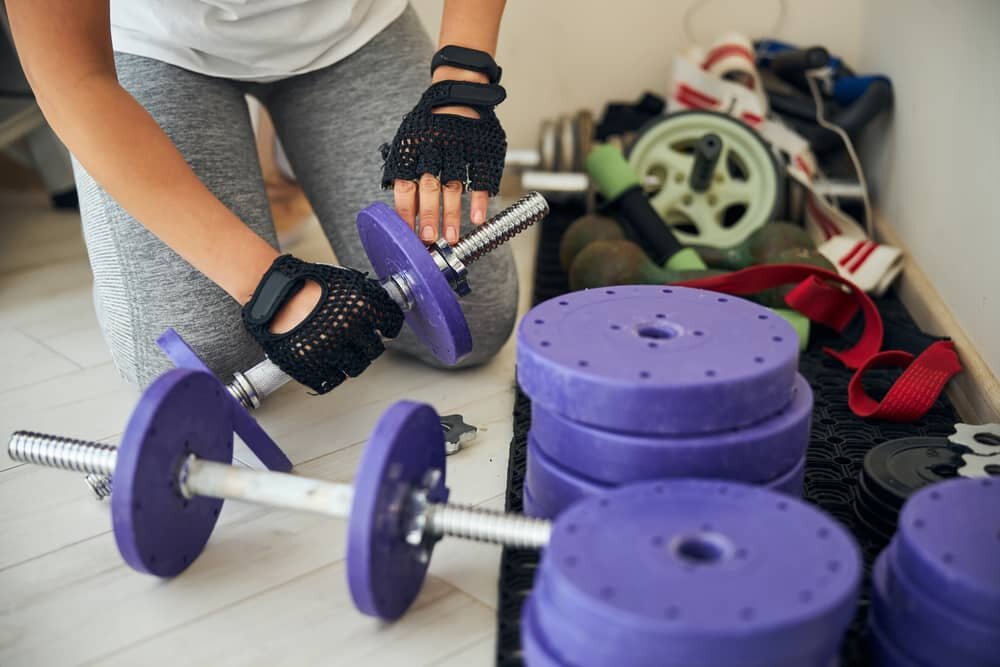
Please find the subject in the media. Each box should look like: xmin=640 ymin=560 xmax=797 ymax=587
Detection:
xmin=874 ymin=213 xmax=1000 ymax=423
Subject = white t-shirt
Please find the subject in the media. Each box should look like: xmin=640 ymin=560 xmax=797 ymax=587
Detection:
xmin=111 ymin=0 xmax=408 ymax=82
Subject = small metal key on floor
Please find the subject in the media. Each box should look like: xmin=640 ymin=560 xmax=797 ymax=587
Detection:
xmin=83 ymin=194 xmax=547 ymax=497
xmin=439 ymin=414 xmax=477 ymax=455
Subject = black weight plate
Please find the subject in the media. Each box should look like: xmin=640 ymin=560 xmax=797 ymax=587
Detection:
xmin=861 ymin=436 xmax=963 ymax=511
xmin=854 ymin=472 xmax=899 ymax=539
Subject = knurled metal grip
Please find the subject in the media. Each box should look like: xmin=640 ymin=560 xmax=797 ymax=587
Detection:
xmin=383 ymin=191 xmax=548 ymax=312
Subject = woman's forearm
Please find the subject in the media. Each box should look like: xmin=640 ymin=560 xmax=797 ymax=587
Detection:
xmin=7 ymin=0 xmax=278 ymax=305
xmin=46 ymin=77 xmax=279 ymax=303
xmin=437 ymin=0 xmax=506 ymax=56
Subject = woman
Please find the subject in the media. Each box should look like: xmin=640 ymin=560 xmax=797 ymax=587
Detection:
xmin=6 ymin=0 xmax=514 ymax=393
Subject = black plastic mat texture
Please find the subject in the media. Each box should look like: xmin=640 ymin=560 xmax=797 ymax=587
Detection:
xmin=495 ymin=201 xmax=960 ymax=667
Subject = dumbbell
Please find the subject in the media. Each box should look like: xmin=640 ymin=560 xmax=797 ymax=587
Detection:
xmin=8 ymin=367 xmax=550 ymax=618
xmin=521 ymin=92 xmax=667 ymax=195
xmin=10 ymin=368 xmax=863 ymax=657
xmin=79 ymin=193 xmax=548 ymax=499
xmin=506 ymin=110 xmax=595 ymax=173
xmin=536 ymin=143 xmax=707 ymax=278
xmin=584 ymin=144 xmax=707 ymax=271
xmin=229 ymin=192 xmax=546 ymax=398
xmin=564 ymin=219 xmax=833 ymax=288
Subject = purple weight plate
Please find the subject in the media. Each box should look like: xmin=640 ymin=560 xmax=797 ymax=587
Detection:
xmin=516 ymin=286 xmax=799 ymax=434
xmin=524 ymin=434 xmax=805 ymax=519
xmin=893 ymin=478 xmax=1000 ymax=624
xmin=521 ymin=596 xmax=569 ymax=667
xmin=531 ymin=374 xmax=812 ymax=485
xmin=523 ymin=486 xmax=542 ymax=519
xmin=156 ymin=328 xmax=292 ymax=472
xmin=867 ymin=615 xmax=926 ymax=667
xmin=531 ymin=480 xmax=860 ymax=667
xmin=531 ymin=574 xmax=840 ymax=667
xmin=347 ymin=400 xmax=449 ymax=620
xmin=870 ymin=549 xmax=1000 ymax=667
xmin=357 ymin=202 xmax=472 ymax=365
xmin=112 ymin=369 xmax=233 ymax=577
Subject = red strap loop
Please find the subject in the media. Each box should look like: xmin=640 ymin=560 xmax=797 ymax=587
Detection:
xmin=785 ymin=276 xmax=859 ymax=333
xmin=676 ymin=264 xmax=962 ymax=422
xmin=676 ymin=264 xmax=881 ymax=368
xmin=847 ymin=341 xmax=962 ymax=421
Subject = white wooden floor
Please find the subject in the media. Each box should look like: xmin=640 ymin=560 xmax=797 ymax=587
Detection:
xmin=0 ymin=187 xmax=538 ymax=666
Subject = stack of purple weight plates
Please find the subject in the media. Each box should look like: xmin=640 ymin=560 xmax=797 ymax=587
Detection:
xmin=517 ymin=285 xmax=813 ymax=518
xmin=523 ymin=480 xmax=862 ymax=667
xmin=868 ymin=478 xmax=1000 ymax=667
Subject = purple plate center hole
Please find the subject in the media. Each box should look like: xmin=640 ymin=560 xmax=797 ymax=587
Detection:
xmin=635 ymin=321 xmax=679 ymax=341
xmin=669 ymin=531 xmax=735 ymax=566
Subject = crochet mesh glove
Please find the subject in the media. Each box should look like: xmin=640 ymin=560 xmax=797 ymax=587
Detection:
xmin=380 ymin=81 xmax=507 ymax=194
xmin=243 ymin=255 xmax=404 ymax=394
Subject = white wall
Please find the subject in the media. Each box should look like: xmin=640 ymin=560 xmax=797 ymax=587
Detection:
xmin=856 ymin=0 xmax=1000 ymax=379
xmin=410 ymin=0 xmax=865 ymax=147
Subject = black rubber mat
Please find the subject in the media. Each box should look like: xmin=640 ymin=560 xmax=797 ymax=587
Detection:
xmin=495 ymin=202 xmax=960 ymax=667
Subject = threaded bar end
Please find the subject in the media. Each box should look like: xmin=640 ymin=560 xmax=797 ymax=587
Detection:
xmin=8 ymin=431 xmax=117 ymax=476
xmin=425 ymin=503 xmax=551 ymax=549
xmin=453 ymin=192 xmax=549 ymax=265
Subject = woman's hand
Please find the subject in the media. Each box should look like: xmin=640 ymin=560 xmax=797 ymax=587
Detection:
xmin=382 ymin=66 xmax=507 ymax=245
xmin=243 ymin=256 xmax=404 ymax=394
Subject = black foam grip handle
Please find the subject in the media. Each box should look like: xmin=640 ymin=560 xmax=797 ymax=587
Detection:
xmin=770 ymin=46 xmax=831 ymax=92
xmin=778 ymin=79 xmax=893 ymax=153
xmin=612 ymin=187 xmax=685 ymax=266
xmin=829 ymin=79 xmax=892 ymax=137
xmin=767 ymin=89 xmax=824 ymax=122
xmin=771 ymin=46 xmax=830 ymax=76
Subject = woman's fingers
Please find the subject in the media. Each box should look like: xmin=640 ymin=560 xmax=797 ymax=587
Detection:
xmin=442 ymin=180 xmax=463 ymax=244
xmin=395 ymin=176 xmax=488 ymax=243
xmin=418 ymin=173 xmax=441 ymax=242
xmin=470 ymin=190 xmax=489 ymax=225
xmin=393 ymin=179 xmax=418 ymax=230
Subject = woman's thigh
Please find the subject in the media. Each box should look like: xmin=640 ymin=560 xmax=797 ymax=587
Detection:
xmin=75 ymin=52 xmax=277 ymax=387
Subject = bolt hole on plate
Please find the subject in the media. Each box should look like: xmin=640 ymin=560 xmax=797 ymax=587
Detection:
xmin=973 ymin=432 xmax=1000 ymax=447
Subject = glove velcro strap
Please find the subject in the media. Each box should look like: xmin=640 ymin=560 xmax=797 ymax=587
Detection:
xmin=424 ymin=81 xmax=507 ymax=109
xmin=245 ymin=255 xmax=323 ymax=329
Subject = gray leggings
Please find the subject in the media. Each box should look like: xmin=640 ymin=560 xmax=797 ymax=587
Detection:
xmin=73 ymin=8 xmax=518 ymax=388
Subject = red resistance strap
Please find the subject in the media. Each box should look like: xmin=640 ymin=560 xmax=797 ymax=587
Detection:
xmin=676 ymin=264 xmax=962 ymax=422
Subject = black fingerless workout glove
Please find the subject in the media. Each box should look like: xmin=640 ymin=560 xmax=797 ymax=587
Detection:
xmin=380 ymin=80 xmax=508 ymax=195
xmin=242 ymin=255 xmax=404 ymax=394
